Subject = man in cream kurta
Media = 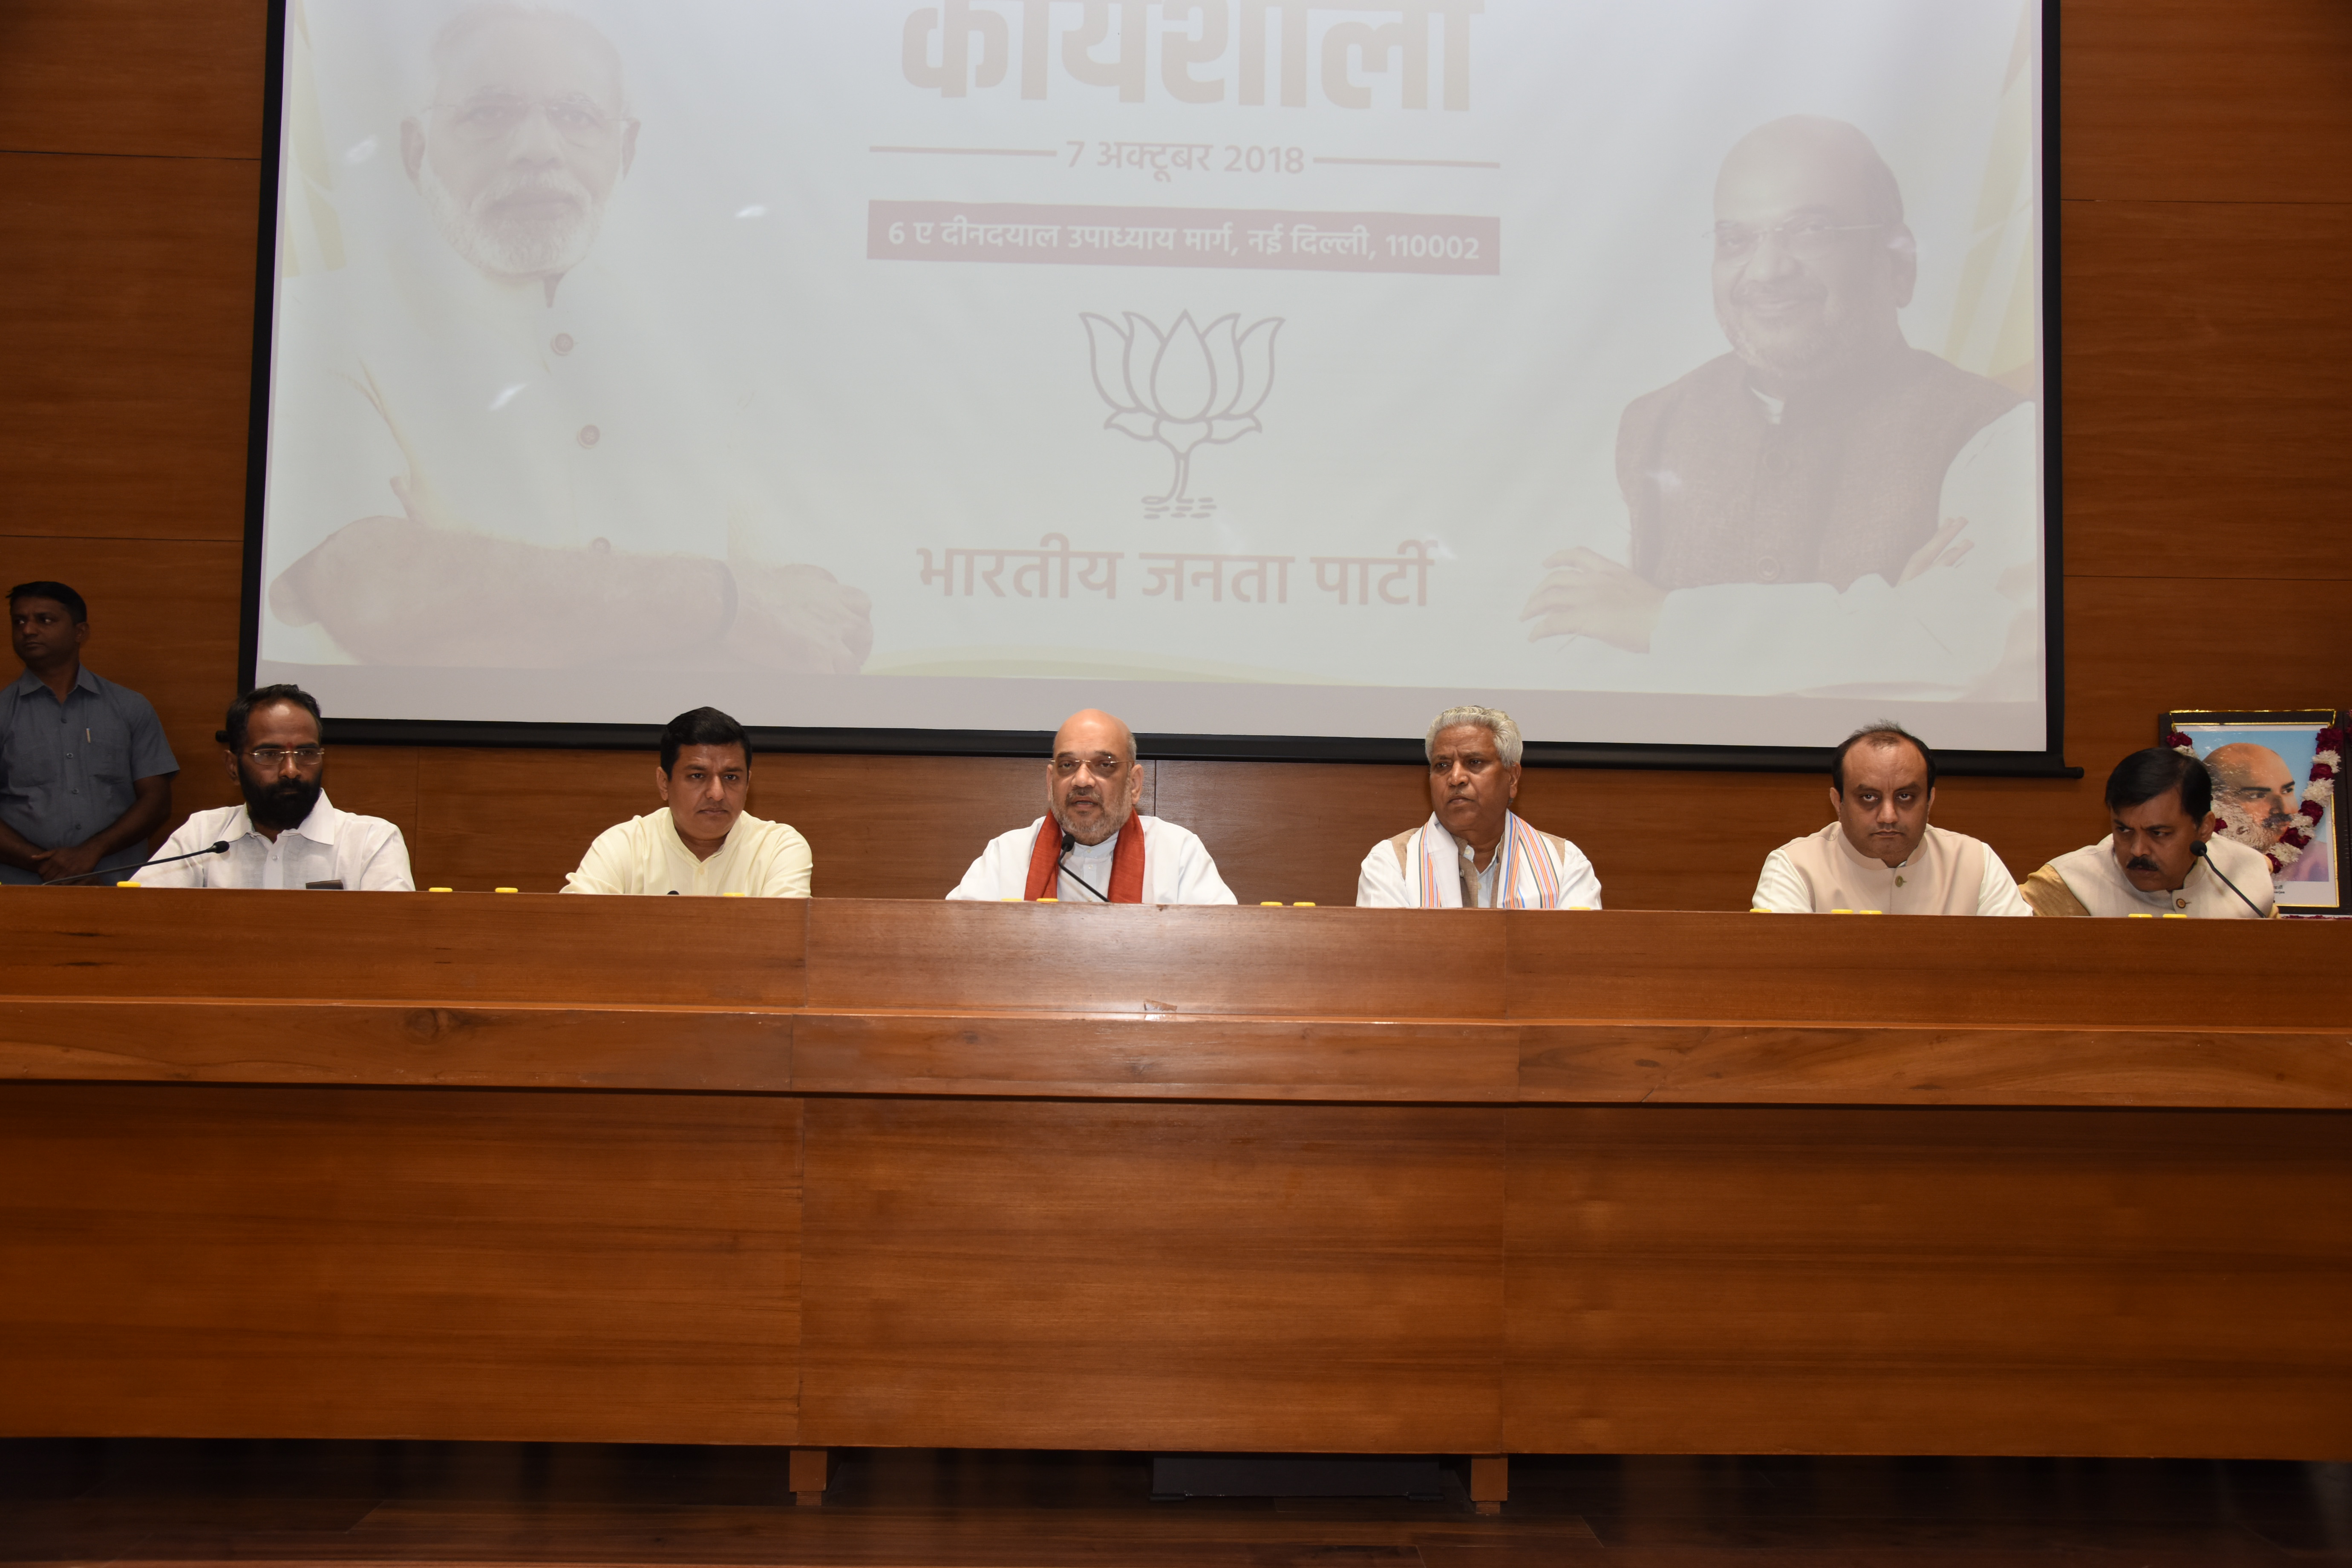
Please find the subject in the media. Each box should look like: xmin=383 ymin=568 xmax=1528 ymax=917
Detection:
xmin=564 ymin=707 xmax=810 ymax=897
xmin=2022 ymin=833 xmax=2274 ymax=919
xmin=1755 ymin=820 xmax=2028 ymax=916
xmin=947 ymin=708 xmax=1235 ymax=905
xmin=565 ymin=809 xmax=810 ymax=897
xmin=1357 ymin=705 xmax=1603 ymax=909
xmin=1752 ymin=721 xmax=2030 ymax=915
xmin=2019 ymin=747 xmax=2277 ymax=919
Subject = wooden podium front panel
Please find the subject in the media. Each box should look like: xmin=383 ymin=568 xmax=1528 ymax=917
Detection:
xmin=0 ymin=1084 xmax=801 ymax=1445
xmin=806 ymin=900 xmax=1509 ymax=1020
xmin=0 ymin=889 xmax=808 ymax=1009
xmin=1504 ymin=1106 xmax=2352 ymax=1458
xmin=800 ymin=1098 xmax=1506 ymax=1453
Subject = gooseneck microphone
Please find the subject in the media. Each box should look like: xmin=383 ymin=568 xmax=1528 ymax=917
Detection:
xmin=1055 ymin=830 xmax=1110 ymax=903
xmin=43 ymin=841 xmax=231 ymax=887
xmin=2191 ymin=841 xmax=2267 ymax=917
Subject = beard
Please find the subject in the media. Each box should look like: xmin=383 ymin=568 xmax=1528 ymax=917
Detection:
xmin=1047 ymin=786 xmax=1129 ymax=847
xmin=242 ymin=768 xmax=325 ymax=834
xmin=419 ymin=154 xmax=604 ymax=281
xmin=2213 ymin=797 xmax=2286 ymax=850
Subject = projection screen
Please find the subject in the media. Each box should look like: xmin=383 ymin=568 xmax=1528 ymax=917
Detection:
xmin=251 ymin=0 xmax=2053 ymax=761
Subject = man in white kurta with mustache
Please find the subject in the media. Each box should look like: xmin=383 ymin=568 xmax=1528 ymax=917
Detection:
xmin=1356 ymin=706 xmax=1602 ymax=909
xmin=947 ymin=709 xmax=1235 ymax=905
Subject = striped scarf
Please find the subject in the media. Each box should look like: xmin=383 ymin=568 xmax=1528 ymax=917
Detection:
xmin=1414 ymin=812 xmax=1564 ymax=909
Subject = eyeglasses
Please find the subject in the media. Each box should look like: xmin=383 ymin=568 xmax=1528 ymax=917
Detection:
xmin=246 ymin=745 xmax=326 ymax=767
xmin=432 ymin=93 xmax=634 ymax=147
xmin=1712 ymin=216 xmax=1883 ymax=264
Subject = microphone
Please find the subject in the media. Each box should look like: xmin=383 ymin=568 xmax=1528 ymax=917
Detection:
xmin=1055 ymin=830 xmax=1110 ymax=903
xmin=2190 ymin=841 xmax=2268 ymax=918
xmin=43 ymin=841 xmax=231 ymax=887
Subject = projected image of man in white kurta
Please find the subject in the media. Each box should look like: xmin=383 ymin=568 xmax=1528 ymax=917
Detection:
xmin=266 ymin=3 xmax=873 ymax=675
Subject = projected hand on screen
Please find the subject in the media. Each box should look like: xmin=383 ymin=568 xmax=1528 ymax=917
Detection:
xmin=1517 ymin=550 xmax=1666 ymax=653
xmin=268 ymin=516 xmax=872 ymax=674
xmin=725 ymin=557 xmax=875 ymax=674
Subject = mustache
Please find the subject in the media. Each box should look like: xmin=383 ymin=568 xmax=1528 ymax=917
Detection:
xmin=1732 ymin=278 xmax=1826 ymax=308
xmin=476 ymin=168 xmax=591 ymax=217
xmin=2126 ymin=856 xmax=2160 ymax=872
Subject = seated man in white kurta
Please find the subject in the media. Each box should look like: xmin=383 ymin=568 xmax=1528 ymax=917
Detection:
xmin=1752 ymin=721 xmax=2030 ymax=915
xmin=1357 ymin=705 xmax=1602 ymax=909
xmin=947 ymin=709 xmax=1234 ymax=905
xmin=144 ymin=685 xmax=412 ymax=891
xmin=563 ymin=707 xmax=810 ymax=896
xmin=2019 ymin=747 xmax=2275 ymax=919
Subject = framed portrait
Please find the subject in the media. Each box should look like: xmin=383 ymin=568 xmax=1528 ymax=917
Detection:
xmin=2162 ymin=709 xmax=2346 ymax=915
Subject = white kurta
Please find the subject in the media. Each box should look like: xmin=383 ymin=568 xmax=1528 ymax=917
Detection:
xmin=945 ymin=815 xmax=1236 ymax=904
xmin=143 ymin=793 xmax=412 ymax=891
xmin=1752 ymin=822 xmax=2032 ymax=915
xmin=264 ymin=237 xmax=748 ymax=665
xmin=1355 ymin=813 xmax=1603 ymax=909
xmin=562 ymin=809 xmax=811 ymax=897
xmin=2040 ymin=834 xmax=2276 ymax=918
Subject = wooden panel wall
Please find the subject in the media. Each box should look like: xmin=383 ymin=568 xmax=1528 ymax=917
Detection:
xmin=4 ymin=0 xmax=2346 ymax=909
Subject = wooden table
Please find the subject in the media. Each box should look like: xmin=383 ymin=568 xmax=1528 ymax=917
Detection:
xmin=3 ymin=892 xmax=2347 ymax=1487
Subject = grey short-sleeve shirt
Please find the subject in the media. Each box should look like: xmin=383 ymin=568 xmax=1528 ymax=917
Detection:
xmin=0 ymin=666 xmax=179 ymax=883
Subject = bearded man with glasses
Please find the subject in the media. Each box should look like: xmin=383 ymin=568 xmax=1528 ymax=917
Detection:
xmin=141 ymin=686 xmax=412 ymax=891
xmin=1521 ymin=115 xmax=2038 ymax=702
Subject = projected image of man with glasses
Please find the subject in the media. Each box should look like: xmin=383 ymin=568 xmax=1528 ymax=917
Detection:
xmin=1521 ymin=115 xmax=2038 ymax=701
xmin=141 ymin=686 xmax=413 ymax=891
xmin=408 ymin=6 xmax=637 ymax=289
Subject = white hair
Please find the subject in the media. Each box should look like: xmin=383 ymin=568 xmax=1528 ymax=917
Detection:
xmin=423 ymin=3 xmax=628 ymax=114
xmin=1425 ymin=705 xmax=1522 ymax=767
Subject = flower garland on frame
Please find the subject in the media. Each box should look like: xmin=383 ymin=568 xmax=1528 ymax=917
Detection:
xmin=2168 ymin=724 xmax=2341 ymax=874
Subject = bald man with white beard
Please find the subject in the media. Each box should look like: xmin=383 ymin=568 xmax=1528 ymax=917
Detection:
xmin=264 ymin=2 xmax=870 ymax=676
xmin=947 ymin=710 xmax=1236 ymax=905
xmin=2207 ymin=741 xmax=2329 ymax=884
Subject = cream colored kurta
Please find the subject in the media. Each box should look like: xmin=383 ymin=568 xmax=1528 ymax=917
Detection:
xmin=562 ymin=810 xmax=811 ymax=897
xmin=2024 ymin=834 xmax=2275 ymax=918
xmin=1752 ymin=821 xmax=2030 ymax=915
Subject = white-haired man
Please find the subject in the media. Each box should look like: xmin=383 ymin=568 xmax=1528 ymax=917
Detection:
xmin=947 ymin=709 xmax=1235 ymax=904
xmin=1356 ymin=706 xmax=1602 ymax=909
xmin=263 ymin=2 xmax=870 ymax=677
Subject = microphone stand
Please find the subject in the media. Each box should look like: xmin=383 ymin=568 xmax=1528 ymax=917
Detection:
xmin=1055 ymin=830 xmax=1110 ymax=903
xmin=40 ymin=841 xmax=232 ymax=887
xmin=2189 ymin=841 xmax=2268 ymax=917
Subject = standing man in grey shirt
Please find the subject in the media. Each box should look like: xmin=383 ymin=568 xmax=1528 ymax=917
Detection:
xmin=0 ymin=581 xmax=178 ymax=885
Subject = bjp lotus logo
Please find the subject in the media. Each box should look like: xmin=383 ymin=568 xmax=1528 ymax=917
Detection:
xmin=1082 ymin=310 xmax=1283 ymax=519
